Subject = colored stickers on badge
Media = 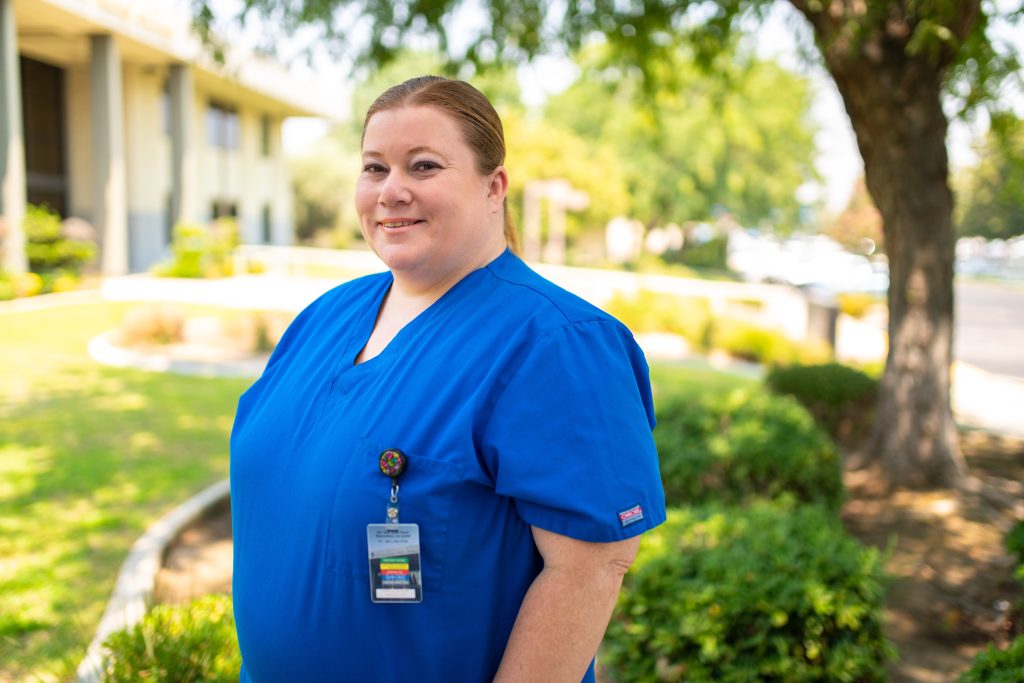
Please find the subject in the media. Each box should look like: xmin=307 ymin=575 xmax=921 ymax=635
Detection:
xmin=378 ymin=448 xmax=408 ymax=479
xmin=617 ymin=504 xmax=645 ymax=528
xmin=367 ymin=523 xmax=423 ymax=603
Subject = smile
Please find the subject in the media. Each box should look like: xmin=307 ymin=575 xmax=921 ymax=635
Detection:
xmin=379 ymin=220 xmax=422 ymax=229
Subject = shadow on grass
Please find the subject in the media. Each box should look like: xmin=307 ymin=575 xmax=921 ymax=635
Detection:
xmin=0 ymin=363 xmax=250 ymax=682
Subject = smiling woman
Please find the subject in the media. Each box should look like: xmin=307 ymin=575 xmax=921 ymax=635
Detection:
xmin=229 ymin=76 xmax=667 ymax=683
xmin=355 ymin=105 xmax=508 ymax=305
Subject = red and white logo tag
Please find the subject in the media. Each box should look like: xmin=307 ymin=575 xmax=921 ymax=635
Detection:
xmin=617 ymin=504 xmax=644 ymax=528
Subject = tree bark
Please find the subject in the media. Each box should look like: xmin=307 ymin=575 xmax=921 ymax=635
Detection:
xmin=793 ymin=3 xmax=970 ymax=488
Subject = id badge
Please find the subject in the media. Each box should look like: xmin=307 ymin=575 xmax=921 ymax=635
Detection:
xmin=367 ymin=523 xmax=423 ymax=603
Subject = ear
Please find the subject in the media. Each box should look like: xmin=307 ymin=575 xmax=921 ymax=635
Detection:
xmin=486 ymin=166 xmax=509 ymax=212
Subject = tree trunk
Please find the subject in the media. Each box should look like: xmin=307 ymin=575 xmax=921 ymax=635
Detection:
xmin=823 ymin=47 xmax=967 ymax=488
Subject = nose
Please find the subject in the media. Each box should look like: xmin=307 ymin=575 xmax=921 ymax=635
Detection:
xmin=378 ymin=170 xmax=412 ymax=206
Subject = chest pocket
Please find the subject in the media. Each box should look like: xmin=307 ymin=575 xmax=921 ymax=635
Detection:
xmin=324 ymin=437 xmax=465 ymax=593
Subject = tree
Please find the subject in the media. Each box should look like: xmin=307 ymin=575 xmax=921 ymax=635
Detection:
xmin=956 ymin=113 xmax=1024 ymax=239
xmin=825 ymin=177 xmax=884 ymax=253
xmin=546 ymin=43 xmax=817 ymax=230
xmin=199 ymin=0 xmax=1024 ymax=489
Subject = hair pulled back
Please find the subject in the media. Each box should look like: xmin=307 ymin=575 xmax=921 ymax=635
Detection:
xmin=362 ymin=75 xmax=519 ymax=253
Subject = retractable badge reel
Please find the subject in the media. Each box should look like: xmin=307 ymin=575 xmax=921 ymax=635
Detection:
xmin=366 ymin=448 xmax=423 ymax=603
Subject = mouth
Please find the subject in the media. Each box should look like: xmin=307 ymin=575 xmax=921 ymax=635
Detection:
xmin=378 ymin=219 xmax=423 ymax=230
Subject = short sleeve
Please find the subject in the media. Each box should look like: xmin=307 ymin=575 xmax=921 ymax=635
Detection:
xmin=480 ymin=320 xmax=666 ymax=542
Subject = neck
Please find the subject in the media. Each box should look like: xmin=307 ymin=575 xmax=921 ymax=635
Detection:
xmin=390 ymin=239 xmax=506 ymax=303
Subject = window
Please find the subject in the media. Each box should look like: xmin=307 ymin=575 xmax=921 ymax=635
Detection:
xmin=260 ymin=115 xmax=272 ymax=157
xmin=21 ymin=57 xmax=68 ymax=216
xmin=211 ymin=200 xmax=238 ymax=219
xmin=261 ymin=205 xmax=273 ymax=243
xmin=207 ymin=101 xmax=239 ymax=149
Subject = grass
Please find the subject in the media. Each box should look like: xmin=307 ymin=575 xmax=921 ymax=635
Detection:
xmin=0 ymin=298 xmax=755 ymax=682
xmin=0 ymin=301 xmax=250 ymax=683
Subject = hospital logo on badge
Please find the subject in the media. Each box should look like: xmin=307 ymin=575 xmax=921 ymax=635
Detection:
xmin=617 ymin=504 xmax=644 ymax=528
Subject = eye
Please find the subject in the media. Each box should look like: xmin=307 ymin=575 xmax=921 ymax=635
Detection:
xmin=412 ymin=160 xmax=441 ymax=173
xmin=362 ymin=163 xmax=387 ymax=175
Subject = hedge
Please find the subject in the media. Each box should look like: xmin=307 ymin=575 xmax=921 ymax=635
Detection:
xmin=603 ymin=501 xmax=894 ymax=683
xmin=765 ymin=362 xmax=879 ymax=446
xmin=655 ymin=389 xmax=843 ymax=509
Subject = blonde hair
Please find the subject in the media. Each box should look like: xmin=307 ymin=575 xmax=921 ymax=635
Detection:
xmin=363 ymin=76 xmax=519 ymax=253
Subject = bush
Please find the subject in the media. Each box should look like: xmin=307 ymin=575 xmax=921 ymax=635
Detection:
xmin=1006 ymin=520 xmax=1024 ymax=568
xmin=103 ymin=594 xmax=241 ymax=683
xmin=836 ymin=292 xmax=879 ymax=319
xmin=672 ymin=235 xmax=729 ymax=270
xmin=24 ymin=203 xmax=96 ymax=276
xmin=765 ymin=362 xmax=879 ymax=446
xmin=711 ymin=318 xmax=831 ymax=366
xmin=957 ymin=635 xmax=1024 ymax=683
xmin=0 ymin=272 xmax=14 ymax=301
xmin=116 ymin=305 xmax=186 ymax=346
xmin=12 ymin=271 xmax=42 ymax=298
xmin=655 ymin=389 xmax=843 ymax=509
xmin=603 ymin=501 xmax=894 ymax=683
xmin=154 ymin=219 xmax=238 ymax=279
xmin=603 ymin=290 xmax=712 ymax=349
xmin=220 ymin=310 xmax=293 ymax=353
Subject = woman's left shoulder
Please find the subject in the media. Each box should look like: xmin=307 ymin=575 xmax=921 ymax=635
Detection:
xmin=482 ymin=252 xmax=626 ymax=334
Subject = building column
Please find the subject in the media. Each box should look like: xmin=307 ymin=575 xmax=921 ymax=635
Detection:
xmin=168 ymin=63 xmax=195 ymax=228
xmin=0 ymin=0 xmax=26 ymax=273
xmin=90 ymin=34 xmax=127 ymax=275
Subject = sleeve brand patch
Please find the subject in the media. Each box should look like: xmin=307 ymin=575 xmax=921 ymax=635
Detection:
xmin=617 ymin=504 xmax=644 ymax=528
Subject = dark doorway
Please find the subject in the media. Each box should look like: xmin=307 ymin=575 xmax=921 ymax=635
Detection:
xmin=21 ymin=57 xmax=67 ymax=216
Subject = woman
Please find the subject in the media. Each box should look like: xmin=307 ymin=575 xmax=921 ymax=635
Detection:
xmin=230 ymin=76 xmax=665 ymax=683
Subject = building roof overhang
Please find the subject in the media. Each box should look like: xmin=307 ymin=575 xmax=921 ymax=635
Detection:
xmin=15 ymin=0 xmax=347 ymax=121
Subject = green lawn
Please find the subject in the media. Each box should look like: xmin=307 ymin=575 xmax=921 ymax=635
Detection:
xmin=0 ymin=301 xmax=250 ymax=683
xmin=0 ymin=298 xmax=755 ymax=682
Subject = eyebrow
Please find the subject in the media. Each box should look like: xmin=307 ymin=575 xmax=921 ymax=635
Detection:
xmin=362 ymin=145 xmax=448 ymax=159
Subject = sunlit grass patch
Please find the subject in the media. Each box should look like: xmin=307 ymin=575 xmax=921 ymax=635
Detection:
xmin=0 ymin=301 xmax=250 ymax=682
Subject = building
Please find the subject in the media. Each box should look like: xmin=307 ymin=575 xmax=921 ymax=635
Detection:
xmin=1 ymin=0 xmax=345 ymax=274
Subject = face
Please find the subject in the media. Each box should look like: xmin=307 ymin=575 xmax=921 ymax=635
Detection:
xmin=356 ymin=105 xmax=508 ymax=286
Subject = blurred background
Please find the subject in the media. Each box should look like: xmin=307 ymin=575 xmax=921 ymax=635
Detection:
xmin=2 ymin=1 xmax=1023 ymax=682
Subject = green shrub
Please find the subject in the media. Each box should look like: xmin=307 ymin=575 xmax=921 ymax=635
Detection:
xmin=153 ymin=219 xmax=238 ymax=279
xmin=0 ymin=271 xmax=14 ymax=301
xmin=604 ymin=501 xmax=894 ymax=683
xmin=24 ymin=203 xmax=96 ymax=276
xmin=103 ymin=594 xmax=241 ymax=683
xmin=1006 ymin=520 xmax=1024 ymax=566
xmin=672 ymin=235 xmax=729 ymax=270
xmin=958 ymin=635 xmax=1024 ymax=683
xmin=604 ymin=290 xmax=712 ymax=348
xmin=836 ymin=292 xmax=879 ymax=319
xmin=711 ymin=318 xmax=831 ymax=366
xmin=655 ymin=389 xmax=843 ymax=509
xmin=765 ymin=362 xmax=879 ymax=446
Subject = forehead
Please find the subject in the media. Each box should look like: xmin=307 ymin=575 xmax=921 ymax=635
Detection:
xmin=361 ymin=105 xmax=467 ymax=155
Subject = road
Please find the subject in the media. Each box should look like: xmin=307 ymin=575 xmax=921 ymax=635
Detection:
xmin=955 ymin=278 xmax=1024 ymax=381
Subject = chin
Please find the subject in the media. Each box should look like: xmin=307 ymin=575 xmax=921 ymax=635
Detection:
xmin=373 ymin=242 xmax=430 ymax=273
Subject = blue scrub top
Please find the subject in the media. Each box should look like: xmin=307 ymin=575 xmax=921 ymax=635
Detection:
xmin=230 ymin=249 xmax=666 ymax=682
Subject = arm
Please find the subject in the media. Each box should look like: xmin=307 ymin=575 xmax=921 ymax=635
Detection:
xmin=492 ymin=527 xmax=640 ymax=683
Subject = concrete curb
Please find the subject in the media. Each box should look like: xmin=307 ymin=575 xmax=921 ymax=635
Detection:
xmin=74 ymin=478 xmax=231 ymax=683
xmin=88 ymin=332 xmax=268 ymax=378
